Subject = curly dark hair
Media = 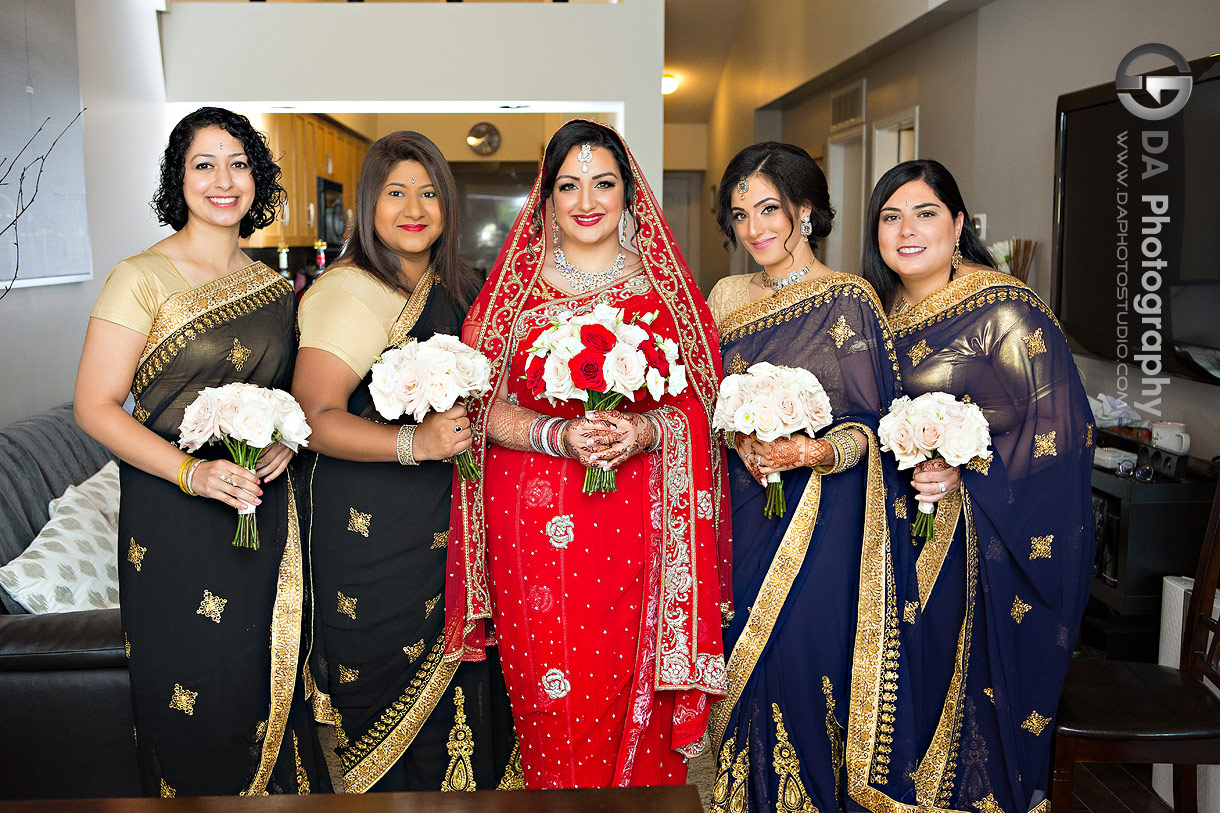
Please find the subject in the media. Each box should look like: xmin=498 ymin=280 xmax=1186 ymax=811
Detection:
xmin=716 ymin=142 xmax=834 ymax=256
xmin=861 ymin=159 xmax=994 ymax=311
xmin=151 ymin=107 xmax=284 ymax=239
xmin=533 ymin=120 xmax=637 ymax=242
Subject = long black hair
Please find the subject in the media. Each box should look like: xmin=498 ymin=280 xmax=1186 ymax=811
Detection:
xmin=716 ymin=142 xmax=834 ymax=256
xmin=532 ymin=120 xmax=637 ymax=242
xmin=151 ymin=107 xmax=283 ymax=239
xmin=861 ymin=159 xmax=994 ymax=310
xmin=334 ymin=130 xmax=481 ymax=308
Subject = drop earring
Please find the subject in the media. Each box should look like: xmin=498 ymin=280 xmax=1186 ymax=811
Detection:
xmin=800 ymin=214 xmax=812 ymax=238
xmin=550 ymin=211 xmax=561 ymax=247
xmin=951 ymin=236 xmax=963 ymax=272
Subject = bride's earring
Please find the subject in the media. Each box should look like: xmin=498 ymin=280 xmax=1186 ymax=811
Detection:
xmin=550 ymin=210 xmax=561 ymax=247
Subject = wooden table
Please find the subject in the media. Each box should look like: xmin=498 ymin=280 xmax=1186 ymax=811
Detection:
xmin=0 ymin=785 xmax=702 ymax=812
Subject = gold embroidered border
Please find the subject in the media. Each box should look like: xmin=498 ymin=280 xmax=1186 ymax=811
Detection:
xmin=718 ymin=275 xmax=901 ymax=386
xmin=342 ymin=635 xmax=458 ymax=793
xmin=887 ymin=271 xmax=1062 ymax=339
xmin=915 ymin=490 xmax=963 ymax=608
xmin=386 ymin=267 xmax=436 ymax=349
xmin=243 ymin=479 xmax=305 ymax=796
xmin=709 ymin=456 xmax=826 ymax=748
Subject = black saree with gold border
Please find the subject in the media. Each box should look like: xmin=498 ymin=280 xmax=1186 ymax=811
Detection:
xmin=302 ymin=270 xmax=515 ymax=793
xmin=706 ymin=273 xmax=914 ymax=813
xmin=863 ymin=271 xmax=1095 ymax=813
xmin=117 ymin=259 xmax=330 ymax=797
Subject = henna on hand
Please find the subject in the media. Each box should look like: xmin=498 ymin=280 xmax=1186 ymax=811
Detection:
xmin=759 ymin=436 xmax=831 ymax=471
xmin=589 ymin=410 xmax=653 ymax=470
xmin=485 ymin=398 xmax=534 ymax=451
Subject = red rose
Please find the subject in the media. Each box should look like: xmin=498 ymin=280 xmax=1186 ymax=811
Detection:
xmin=525 ymin=354 xmax=546 ymax=395
xmin=568 ymin=348 xmax=607 ymax=392
xmin=641 ymin=338 xmax=670 ymax=378
xmin=580 ymin=324 xmax=617 ymax=353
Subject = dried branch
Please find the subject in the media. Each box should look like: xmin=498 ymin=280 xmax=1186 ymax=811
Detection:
xmin=1 ymin=109 xmax=86 ymax=302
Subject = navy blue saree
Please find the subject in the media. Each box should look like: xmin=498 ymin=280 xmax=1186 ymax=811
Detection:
xmin=878 ymin=271 xmax=1095 ymax=813
xmin=706 ymin=273 xmax=912 ymax=812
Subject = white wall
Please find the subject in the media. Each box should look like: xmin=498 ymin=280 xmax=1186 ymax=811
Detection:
xmin=158 ymin=2 xmax=665 ymax=184
xmin=0 ymin=0 xmax=168 ymax=427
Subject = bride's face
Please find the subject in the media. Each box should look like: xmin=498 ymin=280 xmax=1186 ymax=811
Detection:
xmin=550 ymin=144 xmax=625 ymax=252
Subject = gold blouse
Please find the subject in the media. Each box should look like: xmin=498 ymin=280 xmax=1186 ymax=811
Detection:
xmin=297 ymin=265 xmax=408 ymax=378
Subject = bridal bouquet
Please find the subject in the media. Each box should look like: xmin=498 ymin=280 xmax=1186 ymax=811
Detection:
xmin=523 ymin=303 xmax=687 ymax=494
xmin=878 ymin=392 xmax=991 ymax=539
xmin=712 ymin=362 xmax=833 ymax=519
xmin=178 ymin=383 xmax=312 ymax=549
xmin=368 ymin=334 xmax=491 ymax=481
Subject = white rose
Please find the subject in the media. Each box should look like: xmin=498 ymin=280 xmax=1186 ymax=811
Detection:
xmin=745 ymin=361 xmax=781 ymax=379
xmin=754 ymin=401 xmax=784 ymax=442
xmin=450 ymin=351 xmax=482 ymax=395
xmin=666 ymin=363 xmax=688 ymax=397
xmin=543 ymin=352 xmax=584 ymax=404
xmin=178 ymin=395 xmax=220 ymax=452
xmin=613 ymin=320 xmax=649 ymax=350
xmin=590 ymin=303 xmax=623 ymax=325
xmin=416 ymin=345 xmax=454 ymax=377
xmin=369 ymin=360 xmax=405 ymax=420
xmin=231 ymin=400 xmax=276 ymax=449
xmin=276 ymin=408 xmax=312 ymax=452
xmin=425 ymin=375 xmax=459 ymax=415
xmin=774 ymin=390 xmax=803 ymax=432
xmin=939 ymin=425 xmax=978 ymax=466
xmin=718 ymin=375 xmax=742 ymax=402
xmin=605 ymin=343 xmax=646 ymax=400
xmin=800 ymin=387 xmax=833 ymax=431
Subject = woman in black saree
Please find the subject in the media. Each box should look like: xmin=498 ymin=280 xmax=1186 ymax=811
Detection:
xmin=74 ymin=107 xmax=329 ymax=796
xmin=292 ymin=130 xmax=513 ymax=792
xmin=858 ymin=159 xmax=1094 ymax=813
xmin=705 ymin=142 xmax=915 ymax=813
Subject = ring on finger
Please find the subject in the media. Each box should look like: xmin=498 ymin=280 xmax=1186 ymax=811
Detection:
xmin=453 ymin=425 xmax=463 ymax=434
xmin=219 ymin=473 xmax=233 ymax=485
xmin=937 ymin=481 xmax=946 ymax=493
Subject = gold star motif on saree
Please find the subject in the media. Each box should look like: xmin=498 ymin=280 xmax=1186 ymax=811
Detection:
xmin=127 ymin=537 xmax=146 ymax=572
xmin=1021 ymin=328 xmax=1047 ymax=358
xmin=347 ymin=508 xmax=371 ymax=538
xmin=1021 ymin=710 xmax=1052 ymax=736
xmin=196 ymin=589 xmax=228 ymax=623
xmin=337 ymin=590 xmax=357 ymax=619
xmin=965 ymin=454 xmax=992 ymax=476
xmin=160 ymin=778 xmax=176 ymax=798
xmin=404 ymin=640 xmax=426 ymax=661
xmin=169 ymin=683 xmax=197 ymax=716
xmin=425 ymin=593 xmax=442 ymax=618
xmin=1033 ymin=430 xmax=1057 ymax=458
xmin=1011 ymin=595 xmax=1031 ymax=623
xmin=432 ymin=530 xmax=449 ymax=549
xmin=827 ymin=314 xmax=857 ymax=349
xmin=972 ymin=793 xmax=1002 ymax=813
xmin=907 ymin=339 xmax=932 ymax=366
xmin=1030 ymin=535 xmax=1053 ymax=560
xmin=726 ymin=353 xmax=749 ymax=375
xmin=338 ymin=664 xmax=359 ymax=683
xmin=226 ymin=337 xmax=252 ymax=371
xmin=983 ymin=687 xmax=995 ymax=705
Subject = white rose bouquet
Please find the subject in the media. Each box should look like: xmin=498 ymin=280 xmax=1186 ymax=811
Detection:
xmin=878 ymin=391 xmax=992 ymax=539
xmin=522 ymin=303 xmax=687 ymax=494
xmin=711 ymin=362 xmax=834 ymax=519
xmin=368 ymin=334 xmax=492 ymax=481
xmin=178 ymin=383 xmax=312 ymax=548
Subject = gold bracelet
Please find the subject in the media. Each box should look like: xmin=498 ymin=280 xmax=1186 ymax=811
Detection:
xmin=812 ymin=437 xmax=839 ymax=475
xmin=396 ymin=424 xmax=419 ymax=466
xmin=822 ymin=431 xmax=861 ymax=474
xmin=178 ymin=456 xmax=199 ymax=496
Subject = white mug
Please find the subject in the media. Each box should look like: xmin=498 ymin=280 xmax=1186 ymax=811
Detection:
xmin=1151 ymin=421 xmax=1190 ymax=455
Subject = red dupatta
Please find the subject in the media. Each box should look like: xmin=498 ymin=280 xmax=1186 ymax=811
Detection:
xmin=444 ymin=123 xmax=731 ymax=690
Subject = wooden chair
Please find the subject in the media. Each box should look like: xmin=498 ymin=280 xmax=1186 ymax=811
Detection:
xmin=1053 ymin=476 xmax=1220 ymax=812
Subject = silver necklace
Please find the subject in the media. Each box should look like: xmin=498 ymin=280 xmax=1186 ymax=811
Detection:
xmin=553 ymin=247 xmax=626 ymax=293
xmin=760 ymin=262 xmax=812 ymax=292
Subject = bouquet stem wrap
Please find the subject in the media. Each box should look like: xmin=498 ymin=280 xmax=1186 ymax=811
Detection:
xmin=222 ymin=439 xmax=262 ymax=548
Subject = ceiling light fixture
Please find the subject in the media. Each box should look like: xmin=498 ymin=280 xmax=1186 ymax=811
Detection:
xmin=661 ymin=74 xmax=680 ymax=96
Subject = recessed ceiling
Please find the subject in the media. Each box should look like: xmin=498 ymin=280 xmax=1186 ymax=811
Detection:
xmin=663 ymin=0 xmax=746 ymax=124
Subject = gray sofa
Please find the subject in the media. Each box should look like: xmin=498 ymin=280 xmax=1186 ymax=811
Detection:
xmin=0 ymin=404 xmax=141 ymax=799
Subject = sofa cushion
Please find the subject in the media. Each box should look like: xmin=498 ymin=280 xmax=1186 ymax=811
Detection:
xmin=0 ymin=404 xmax=114 ymax=570
xmin=0 ymin=462 xmax=120 ymax=614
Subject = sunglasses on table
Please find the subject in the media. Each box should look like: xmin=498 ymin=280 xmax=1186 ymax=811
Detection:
xmin=1115 ymin=460 xmax=1154 ymax=482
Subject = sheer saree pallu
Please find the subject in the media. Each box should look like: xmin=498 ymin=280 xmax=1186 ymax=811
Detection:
xmin=707 ymin=273 xmax=913 ymax=813
xmin=446 ymin=122 xmax=730 ymax=789
xmin=303 ymin=272 xmax=514 ymax=793
xmin=117 ymin=261 xmax=327 ymax=796
xmin=872 ymin=271 xmax=1095 ymax=813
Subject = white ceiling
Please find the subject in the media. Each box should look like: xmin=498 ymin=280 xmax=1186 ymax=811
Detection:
xmin=663 ymin=0 xmax=747 ymax=123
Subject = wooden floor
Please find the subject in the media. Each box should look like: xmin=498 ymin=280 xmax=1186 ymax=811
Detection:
xmin=1069 ymin=763 xmax=1171 ymax=813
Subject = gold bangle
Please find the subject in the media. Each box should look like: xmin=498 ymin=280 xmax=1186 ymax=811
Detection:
xmin=396 ymin=424 xmax=418 ymax=466
xmin=812 ymin=437 xmax=839 ymax=475
xmin=822 ymin=431 xmax=861 ymax=474
xmin=178 ymin=456 xmax=199 ymax=496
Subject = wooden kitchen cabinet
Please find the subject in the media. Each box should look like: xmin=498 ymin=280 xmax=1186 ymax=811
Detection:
xmin=244 ymin=114 xmax=369 ymax=248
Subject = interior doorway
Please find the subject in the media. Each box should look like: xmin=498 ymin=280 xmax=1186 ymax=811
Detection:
xmin=824 ymin=125 xmax=866 ymax=275
xmin=662 ymin=170 xmax=703 ymax=280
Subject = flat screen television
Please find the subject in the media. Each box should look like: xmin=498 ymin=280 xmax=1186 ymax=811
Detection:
xmin=1053 ymin=52 xmax=1220 ymax=387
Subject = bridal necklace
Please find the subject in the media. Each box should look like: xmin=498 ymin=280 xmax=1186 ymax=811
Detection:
xmin=553 ymin=246 xmax=626 ymax=293
xmin=760 ymin=261 xmax=812 ymax=292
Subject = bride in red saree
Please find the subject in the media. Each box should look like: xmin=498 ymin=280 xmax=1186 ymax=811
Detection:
xmin=445 ymin=120 xmax=730 ymax=788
